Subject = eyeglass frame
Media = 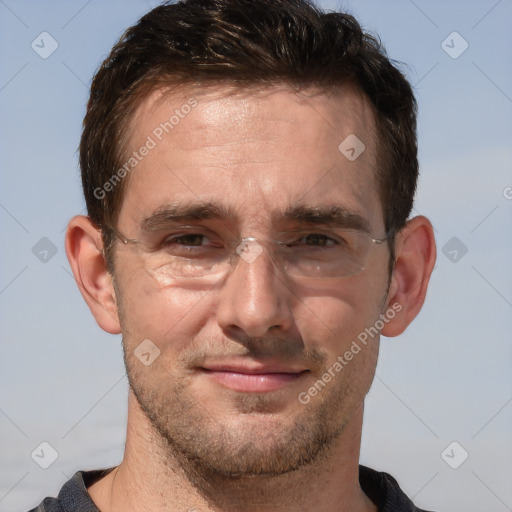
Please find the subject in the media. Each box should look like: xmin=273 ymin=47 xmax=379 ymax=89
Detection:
xmin=101 ymin=223 xmax=391 ymax=279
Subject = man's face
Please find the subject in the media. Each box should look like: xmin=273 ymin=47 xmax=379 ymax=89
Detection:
xmin=112 ymin=85 xmax=391 ymax=476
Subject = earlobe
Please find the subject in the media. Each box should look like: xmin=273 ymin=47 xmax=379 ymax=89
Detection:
xmin=381 ymin=215 xmax=436 ymax=338
xmin=65 ymin=215 xmax=122 ymax=334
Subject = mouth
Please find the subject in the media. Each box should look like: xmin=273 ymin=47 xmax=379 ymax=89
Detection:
xmin=199 ymin=363 xmax=310 ymax=393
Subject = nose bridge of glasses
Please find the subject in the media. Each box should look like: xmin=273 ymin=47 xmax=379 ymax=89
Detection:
xmin=232 ymin=236 xmax=272 ymax=266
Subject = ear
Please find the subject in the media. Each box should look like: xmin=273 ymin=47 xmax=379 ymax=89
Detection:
xmin=65 ymin=215 xmax=121 ymax=334
xmin=381 ymin=215 xmax=436 ymax=337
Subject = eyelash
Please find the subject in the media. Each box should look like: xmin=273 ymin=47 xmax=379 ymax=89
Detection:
xmin=160 ymin=232 xmax=342 ymax=248
xmin=290 ymin=233 xmax=340 ymax=247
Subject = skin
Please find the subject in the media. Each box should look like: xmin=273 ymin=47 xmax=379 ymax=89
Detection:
xmin=66 ymin=84 xmax=436 ymax=512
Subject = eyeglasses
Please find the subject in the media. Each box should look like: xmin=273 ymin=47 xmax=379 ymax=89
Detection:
xmin=104 ymin=224 xmax=388 ymax=283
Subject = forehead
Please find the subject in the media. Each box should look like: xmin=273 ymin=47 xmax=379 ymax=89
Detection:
xmin=117 ymin=84 xmax=382 ymax=232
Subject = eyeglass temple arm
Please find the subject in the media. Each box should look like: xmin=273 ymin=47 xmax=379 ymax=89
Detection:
xmin=101 ymin=224 xmax=137 ymax=245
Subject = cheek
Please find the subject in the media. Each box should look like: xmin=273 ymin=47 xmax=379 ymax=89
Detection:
xmin=116 ymin=264 xmax=212 ymax=353
xmin=294 ymin=273 xmax=387 ymax=345
xmin=297 ymin=296 xmax=381 ymax=357
xmin=297 ymin=289 xmax=383 ymax=398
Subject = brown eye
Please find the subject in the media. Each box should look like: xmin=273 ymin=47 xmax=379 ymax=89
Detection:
xmin=303 ymin=234 xmax=332 ymax=246
xmin=167 ymin=234 xmax=206 ymax=246
xmin=294 ymin=233 xmax=337 ymax=247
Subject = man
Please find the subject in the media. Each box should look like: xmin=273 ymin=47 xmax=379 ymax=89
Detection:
xmin=30 ymin=0 xmax=436 ymax=510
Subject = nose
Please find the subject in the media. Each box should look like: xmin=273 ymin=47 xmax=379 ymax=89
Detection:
xmin=216 ymin=239 xmax=294 ymax=339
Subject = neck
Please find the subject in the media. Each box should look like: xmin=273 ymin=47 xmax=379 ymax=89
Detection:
xmin=88 ymin=390 xmax=376 ymax=512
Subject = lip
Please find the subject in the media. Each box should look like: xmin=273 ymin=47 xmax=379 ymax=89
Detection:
xmin=199 ymin=363 xmax=309 ymax=393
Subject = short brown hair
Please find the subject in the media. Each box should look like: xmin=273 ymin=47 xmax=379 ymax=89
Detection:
xmin=80 ymin=0 xmax=418 ymax=268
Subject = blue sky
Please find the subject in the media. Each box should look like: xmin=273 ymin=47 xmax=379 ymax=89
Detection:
xmin=1 ymin=1 xmax=511 ymax=511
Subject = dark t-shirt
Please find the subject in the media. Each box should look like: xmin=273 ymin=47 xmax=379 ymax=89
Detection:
xmin=28 ymin=465 xmax=436 ymax=511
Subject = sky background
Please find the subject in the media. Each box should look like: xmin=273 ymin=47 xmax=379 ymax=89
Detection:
xmin=0 ymin=0 xmax=511 ymax=511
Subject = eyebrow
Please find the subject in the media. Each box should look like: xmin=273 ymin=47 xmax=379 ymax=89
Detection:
xmin=139 ymin=201 xmax=371 ymax=233
xmin=140 ymin=202 xmax=237 ymax=231
xmin=282 ymin=203 xmax=371 ymax=233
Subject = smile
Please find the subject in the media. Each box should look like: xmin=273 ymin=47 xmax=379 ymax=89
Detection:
xmin=200 ymin=367 xmax=310 ymax=393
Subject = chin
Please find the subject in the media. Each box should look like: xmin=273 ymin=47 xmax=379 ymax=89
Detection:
xmin=135 ymin=386 xmax=346 ymax=479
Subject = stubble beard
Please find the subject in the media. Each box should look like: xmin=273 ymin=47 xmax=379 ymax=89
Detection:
xmin=124 ymin=352 xmax=367 ymax=485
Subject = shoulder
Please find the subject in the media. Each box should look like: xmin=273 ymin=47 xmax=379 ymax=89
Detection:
xmin=359 ymin=465 xmax=438 ymax=512
xmin=27 ymin=496 xmax=64 ymax=512
xmin=26 ymin=467 xmax=116 ymax=512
